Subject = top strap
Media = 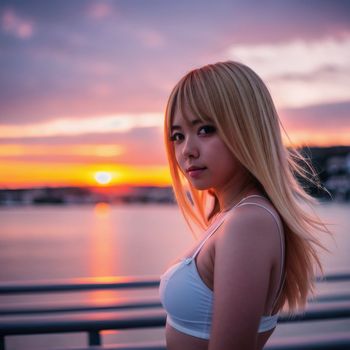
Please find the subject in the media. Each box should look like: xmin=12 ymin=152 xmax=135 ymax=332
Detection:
xmin=189 ymin=211 xmax=227 ymax=260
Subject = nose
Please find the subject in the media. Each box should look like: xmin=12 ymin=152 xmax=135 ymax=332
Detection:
xmin=182 ymin=135 xmax=199 ymax=159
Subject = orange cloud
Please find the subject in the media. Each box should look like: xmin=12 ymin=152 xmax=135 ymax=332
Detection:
xmin=283 ymin=129 xmax=350 ymax=147
xmin=0 ymin=144 xmax=124 ymax=158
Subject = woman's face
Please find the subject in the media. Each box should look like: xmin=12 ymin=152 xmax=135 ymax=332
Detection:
xmin=170 ymin=104 xmax=245 ymax=195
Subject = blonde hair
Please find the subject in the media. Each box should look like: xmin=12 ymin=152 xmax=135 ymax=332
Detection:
xmin=164 ymin=61 xmax=330 ymax=312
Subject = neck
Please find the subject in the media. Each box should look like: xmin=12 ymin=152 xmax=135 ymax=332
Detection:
xmin=220 ymin=188 xmax=257 ymax=212
xmin=213 ymin=176 xmax=260 ymax=213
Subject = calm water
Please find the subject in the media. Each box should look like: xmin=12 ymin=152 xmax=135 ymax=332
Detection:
xmin=0 ymin=202 xmax=349 ymax=349
xmin=0 ymin=203 xmax=192 ymax=282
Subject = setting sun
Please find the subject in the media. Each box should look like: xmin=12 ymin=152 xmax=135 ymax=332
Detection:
xmin=94 ymin=171 xmax=112 ymax=185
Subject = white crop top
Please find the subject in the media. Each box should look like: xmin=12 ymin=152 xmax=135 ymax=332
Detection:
xmin=159 ymin=195 xmax=285 ymax=339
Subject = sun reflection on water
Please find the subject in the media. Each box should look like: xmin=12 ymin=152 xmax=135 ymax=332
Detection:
xmin=88 ymin=202 xmax=120 ymax=302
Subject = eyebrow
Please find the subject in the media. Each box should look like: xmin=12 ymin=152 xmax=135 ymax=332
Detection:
xmin=170 ymin=119 xmax=202 ymax=131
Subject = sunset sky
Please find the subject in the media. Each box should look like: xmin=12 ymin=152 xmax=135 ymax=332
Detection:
xmin=0 ymin=0 xmax=349 ymax=189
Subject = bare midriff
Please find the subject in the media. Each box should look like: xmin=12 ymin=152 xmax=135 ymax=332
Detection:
xmin=165 ymin=323 xmax=273 ymax=350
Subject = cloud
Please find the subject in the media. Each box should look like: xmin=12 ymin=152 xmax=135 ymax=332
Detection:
xmin=0 ymin=144 xmax=127 ymax=165
xmin=229 ymin=37 xmax=350 ymax=77
xmin=85 ymin=2 xmax=115 ymax=20
xmin=279 ymin=100 xmax=350 ymax=146
xmin=0 ymin=144 xmax=124 ymax=158
xmin=280 ymin=100 xmax=350 ymax=129
xmin=1 ymin=8 xmax=34 ymax=39
xmin=0 ymin=113 xmax=163 ymax=138
xmin=139 ymin=29 xmax=165 ymax=48
xmin=0 ymin=125 xmax=167 ymax=166
xmin=0 ymin=0 xmax=349 ymax=145
xmin=228 ymin=36 xmax=350 ymax=108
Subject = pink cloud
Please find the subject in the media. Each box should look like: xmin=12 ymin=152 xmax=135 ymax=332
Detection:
xmin=138 ymin=29 xmax=165 ymax=48
xmin=1 ymin=8 xmax=34 ymax=39
xmin=86 ymin=3 xmax=114 ymax=20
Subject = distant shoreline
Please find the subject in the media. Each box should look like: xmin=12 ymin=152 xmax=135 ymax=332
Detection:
xmin=1 ymin=146 xmax=350 ymax=204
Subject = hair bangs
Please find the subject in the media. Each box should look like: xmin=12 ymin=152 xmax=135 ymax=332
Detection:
xmin=174 ymin=71 xmax=216 ymax=126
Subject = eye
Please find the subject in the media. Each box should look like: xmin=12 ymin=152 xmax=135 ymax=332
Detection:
xmin=198 ymin=125 xmax=216 ymax=135
xmin=169 ymin=132 xmax=184 ymax=142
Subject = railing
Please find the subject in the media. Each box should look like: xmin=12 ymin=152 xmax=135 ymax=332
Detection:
xmin=0 ymin=272 xmax=350 ymax=350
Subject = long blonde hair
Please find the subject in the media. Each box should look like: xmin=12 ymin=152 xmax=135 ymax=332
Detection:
xmin=164 ymin=61 xmax=330 ymax=312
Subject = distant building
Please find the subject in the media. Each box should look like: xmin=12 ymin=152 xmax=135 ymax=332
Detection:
xmin=326 ymin=155 xmax=349 ymax=175
xmin=0 ymin=186 xmax=176 ymax=206
xmin=324 ymin=152 xmax=350 ymax=201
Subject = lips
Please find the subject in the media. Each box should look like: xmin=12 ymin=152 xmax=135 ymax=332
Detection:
xmin=186 ymin=166 xmax=207 ymax=178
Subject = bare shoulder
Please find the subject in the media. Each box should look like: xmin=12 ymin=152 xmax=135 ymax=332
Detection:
xmin=214 ymin=201 xmax=282 ymax=258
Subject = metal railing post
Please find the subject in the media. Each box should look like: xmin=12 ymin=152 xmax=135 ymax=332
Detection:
xmin=88 ymin=330 xmax=101 ymax=346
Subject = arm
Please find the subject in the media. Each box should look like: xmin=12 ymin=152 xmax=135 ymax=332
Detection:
xmin=208 ymin=205 xmax=279 ymax=350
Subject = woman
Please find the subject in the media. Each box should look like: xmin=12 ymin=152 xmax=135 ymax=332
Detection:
xmin=159 ymin=61 xmax=329 ymax=350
